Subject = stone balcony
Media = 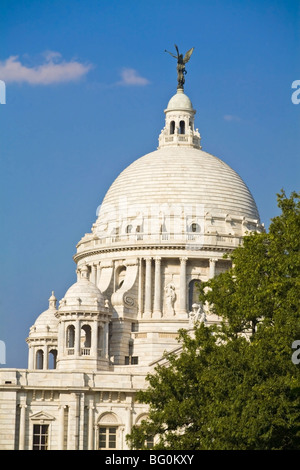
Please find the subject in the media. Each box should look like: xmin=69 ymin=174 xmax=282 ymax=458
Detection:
xmin=75 ymin=230 xmax=244 ymax=260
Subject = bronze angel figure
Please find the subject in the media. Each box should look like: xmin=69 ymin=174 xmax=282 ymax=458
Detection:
xmin=165 ymin=45 xmax=194 ymax=90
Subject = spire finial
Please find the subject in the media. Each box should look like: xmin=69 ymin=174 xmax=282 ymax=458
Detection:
xmin=165 ymin=45 xmax=194 ymax=91
xmin=49 ymin=291 xmax=57 ymax=309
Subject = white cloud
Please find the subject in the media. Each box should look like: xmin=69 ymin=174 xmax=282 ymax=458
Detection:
xmin=117 ymin=68 xmax=150 ymax=86
xmin=223 ymin=114 xmax=241 ymax=122
xmin=0 ymin=52 xmax=92 ymax=85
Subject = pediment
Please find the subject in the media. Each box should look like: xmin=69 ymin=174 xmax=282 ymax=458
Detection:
xmin=30 ymin=411 xmax=55 ymax=422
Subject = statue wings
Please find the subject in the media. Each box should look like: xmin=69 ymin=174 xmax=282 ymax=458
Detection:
xmin=174 ymin=44 xmax=194 ymax=63
xmin=183 ymin=47 xmax=194 ymax=64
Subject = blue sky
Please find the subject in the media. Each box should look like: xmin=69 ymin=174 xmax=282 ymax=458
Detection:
xmin=0 ymin=0 xmax=299 ymax=368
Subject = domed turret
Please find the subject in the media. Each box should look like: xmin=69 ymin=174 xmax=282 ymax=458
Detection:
xmin=58 ymin=265 xmax=105 ymax=312
xmin=55 ymin=265 xmax=111 ymax=371
xmin=26 ymin=292 xmax=59 ymax=370
xmin=158 ymin=89 xmax=201 ymax=149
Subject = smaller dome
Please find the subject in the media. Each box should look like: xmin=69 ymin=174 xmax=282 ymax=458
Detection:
xmin=59 ymin=265 xmax=105 ymax=311
xmin=29 ymin=292 xmax=58 ymax=336
xmin=166 ymin=89 xmax=194 ymax=111
xmin=33 ymin=309 xmax=58 ymax=332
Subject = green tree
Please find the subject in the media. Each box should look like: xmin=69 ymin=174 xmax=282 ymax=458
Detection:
xmin=127 ymin=191 xmax=300 ymax=450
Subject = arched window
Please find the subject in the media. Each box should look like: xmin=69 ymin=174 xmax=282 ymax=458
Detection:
xmin=188 ymin=279 xmax=200 ymax=311
xmin=116 ymin=266 xmax=126 ymax=289
xmin=179 ymin=120 xmax=185 ymax=134
xmin=48 ymin=349 xmax=57 ymax=369
xmin=81 ymin=325 xmax=91 ymax=354
xmin=126 ymin=224 xmax=132 ymax=234
xmin=98 ymin=325 xmax=103 ymax=356
xmin=98 ymin=413 xmax=119 ymax=450
xmin=170 ymin=121 xmax=175 ymax=134
xmin=66 ymin=325 xmax=75 ymax=351
xmin=190 ymin=223 xmax=200 ymax=233
xmin=36 ymin=349 xmax=44 ymax=370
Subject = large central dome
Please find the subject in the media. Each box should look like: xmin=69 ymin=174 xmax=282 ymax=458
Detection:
xmin=75 ymin=89 xmax=262 ymax=259
xmin=99 ymin=146 xmax=259 ymax=221
xmin=89 ymin=90 xmax=261 ymax=251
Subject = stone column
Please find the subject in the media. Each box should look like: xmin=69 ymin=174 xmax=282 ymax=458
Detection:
xmin=74 ymin=393 xmax=80 ymax=450
xmin=144 ymin=257 xmax=152 ymax=316
xmin=19 ymin=399 xmax=27 ymax=450
xmin=153 ymin=257 xmax=162 ymax=317
xmin=179 ymin=257 xmax=188 ymax=315
xmin=75 ymin=320 xmax=81 ymax=357
xmin=209 ymin=258 xmax=217 ymax=279
xmin=58 ymin=405 xmax=65 ymax=450
xmin=91 ymin=321 xmax=98 ymax=358
xmin=88 ymin=400 xmax=94 ymax=450
xmin=58 ymin=320 xmax=65 ymax=359
xmin=43 ymin=345 xmax=48 ymax=370
xmin=124 ymin=406 xmax=132 ymax=450
xmin=96 ymin=263 xmax=101 ymax=288
xmin=90 ymin=264 xmax=97 ymax=284
xmin=104 ymin=322 xmax=109 ymax=358
xmin=138 ymin=258 xmax=143 ymax=318
xmin=28 ymin=346 xmax=33 ymax=370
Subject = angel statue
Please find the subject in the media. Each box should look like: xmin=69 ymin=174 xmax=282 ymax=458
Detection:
xmin=165 ymin=44 xmax=194 ymax=90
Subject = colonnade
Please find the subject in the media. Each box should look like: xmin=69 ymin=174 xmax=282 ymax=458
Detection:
xmin=27 ymin=344 xmax=57 ymax=370
xmin=80 ymin=256 xmax=219 ymax=319
xmin=57 ymin=318 xmax=109 ymax=358
xmin=141 ymin=256 xmax=219 ymax=318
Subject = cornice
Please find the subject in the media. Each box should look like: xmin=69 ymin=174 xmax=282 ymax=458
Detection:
xmin=73 ymin=243 xmax=236 ymax=263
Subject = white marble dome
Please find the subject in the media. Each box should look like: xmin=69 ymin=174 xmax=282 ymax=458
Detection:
xmin=91 ymin=90 xmax=261 ymax=248
xmin=77 ymin=89 xmax=262 ymax=258
xmin=166 ymin=89 xmax=194 ymax=110
xmin=58 ymin=265 xmax=105 ymax=312
xmin=98 ymin=146 xmax=259 ymax=221
xmin=28 ymin=292 xmax=58 ymax=338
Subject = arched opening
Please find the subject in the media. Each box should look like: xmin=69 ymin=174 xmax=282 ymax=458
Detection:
xmin=66 ymin=325 xmax=75 ymax=349
xmin=98 ymin=325 xmax=103 ymax=356
xmin=126 ymin=224 xmax=132 ymax=234
xmin=179 ymin=120 xmax=185 ymax=134
xmin=190 ymin=222 xmax=200 ymax=233
xmin=116 ymin=266 xmax=126 ymax=290
xmin=136 ymin=225 xmax=143 ymax=240
xmin=98 ymin=413 xmax=119 ymax=450
xmin=81 ymin=325 xmax=91 ymax=355
xmin=188 ymin=279 xmax=200 ymax=311
xmin=36 ymin=349 xmax=44 ymax=370
xmin=170 ymin=121 xmax=175 ymax=134
xmin=48 ymin=349 xmax=57 ymax=369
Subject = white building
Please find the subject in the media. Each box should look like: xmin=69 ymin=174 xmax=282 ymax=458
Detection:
xmin=0 ymin=82 xmax=263 ymax=450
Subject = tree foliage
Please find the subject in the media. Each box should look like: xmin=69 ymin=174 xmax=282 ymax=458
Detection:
xmin=127 ymin=191 xmax=300 ymax=450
